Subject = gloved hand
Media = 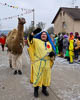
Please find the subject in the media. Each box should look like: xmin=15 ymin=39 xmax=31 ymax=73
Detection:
xmin=48 ymin=51 xmax=55 ymax=57
xmin=29 ymin=28 xmax=42 ymax=42
xmin=33 ymin=28 xmax=42 ymax=35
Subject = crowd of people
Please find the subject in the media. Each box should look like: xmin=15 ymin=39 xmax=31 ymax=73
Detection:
xmin=50 ymin=32 xmax=80 ymax=64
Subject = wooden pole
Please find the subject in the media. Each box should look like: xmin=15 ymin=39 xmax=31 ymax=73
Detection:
xmin=32 ymin=9 xmax=35 ymax=28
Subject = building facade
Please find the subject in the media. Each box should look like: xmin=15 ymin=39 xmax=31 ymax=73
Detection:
xmin=52 ymin=7 xmax=80 ymax=34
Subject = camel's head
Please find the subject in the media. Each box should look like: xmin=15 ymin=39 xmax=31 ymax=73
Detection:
xmin=18 ymin=17 xmax=26 ymax=25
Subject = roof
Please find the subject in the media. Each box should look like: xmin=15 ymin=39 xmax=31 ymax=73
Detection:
xmin=52 ymin=7 xmax=80 ymax=23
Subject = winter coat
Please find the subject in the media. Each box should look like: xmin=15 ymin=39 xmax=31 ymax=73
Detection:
xmin=0 ymin=37 xmax=6 ymax=45
xmin=75 ymin=39 xmax=80 ymax=50
xmin=63 ymin=38 xmax=69 ymax=49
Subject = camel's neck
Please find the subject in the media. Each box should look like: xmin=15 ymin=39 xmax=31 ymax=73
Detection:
xmin=16 ymin=23 xmax=24 ymax=39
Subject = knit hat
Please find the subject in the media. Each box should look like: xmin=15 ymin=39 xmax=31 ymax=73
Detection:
xmin=70 ymin=32 xmax=73 ymax=35
xmin=64 ymin=35 xmax=68 ymax=38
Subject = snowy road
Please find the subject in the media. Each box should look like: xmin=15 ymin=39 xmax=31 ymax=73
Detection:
xmin=0 ymin=46 xmax=80 ymax=100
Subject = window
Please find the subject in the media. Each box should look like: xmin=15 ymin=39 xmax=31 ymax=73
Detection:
xmin=63 ymin=11 xmax=65 ymax=16
xmin=60 ymin=12 xmax=62 ymax=16
xmin=62 ymin=22 xmax=67 ymax=29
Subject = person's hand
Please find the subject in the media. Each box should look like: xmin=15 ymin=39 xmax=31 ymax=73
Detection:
xmin=48 ymin=51 xmax=55 ymax=57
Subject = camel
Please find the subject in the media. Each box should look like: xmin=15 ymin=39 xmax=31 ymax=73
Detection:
xmin=6 ymin=17 xmax=26 ymax=75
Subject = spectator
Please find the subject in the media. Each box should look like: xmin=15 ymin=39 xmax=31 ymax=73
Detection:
xmin=58 ymin=33 xmax=63 ymax=57
xmin=63 ymin=35 xmax=69 ymax=58
xmin=0 ymin=35 xmax=6 ymax=51
xmin=75 ymin=36 xmax=80 ymax=62
xmin=69 ymin=32 xmax=74 ymax=64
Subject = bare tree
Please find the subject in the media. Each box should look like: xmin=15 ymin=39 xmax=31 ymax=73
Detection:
xmin=36 ymin=22 xmax=45 ymax=30
xmin=47 ymin=26 xmax=54 ymax=34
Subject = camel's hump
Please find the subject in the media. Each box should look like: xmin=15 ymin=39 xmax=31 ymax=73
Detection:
xmin=7 ymin=29 xmax=17 ymax=36
xmin=6 ymin=29 xmax=18 ymax=44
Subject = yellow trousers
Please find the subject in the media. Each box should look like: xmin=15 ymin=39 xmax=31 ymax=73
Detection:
xmin=69 ymin=51 xmax=74 ymax=63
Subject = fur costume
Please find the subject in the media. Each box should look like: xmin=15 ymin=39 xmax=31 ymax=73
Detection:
xmin=6 ymin=18 xmax=26 ymax=72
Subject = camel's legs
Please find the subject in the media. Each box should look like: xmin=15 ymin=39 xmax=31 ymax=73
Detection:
xmin=8 ymin=52 xmax=12 ymax=68
xmin=11 ymin=54 xmax=22 ymax=75
xmin=9 ymin=59 xmax=12 ymax=68
xmin=16 ymin=55 xmax=22 ymax=75
xmin=8 ymin=51 xmax=23 ymax=75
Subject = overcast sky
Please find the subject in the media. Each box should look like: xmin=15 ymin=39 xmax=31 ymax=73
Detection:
xmin=0 ymin=0 xmax=80 ymax=30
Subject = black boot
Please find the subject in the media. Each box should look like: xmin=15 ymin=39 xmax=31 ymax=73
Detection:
xmin=42 ymin=86 xmax=49 ymax=96
xmin=18 ymin=70 xmax=22 ymax=75
xmin=34 ymin=86 xmax=39 ymax=98
xmin=14 ymin=70 xmax=17 ymax=75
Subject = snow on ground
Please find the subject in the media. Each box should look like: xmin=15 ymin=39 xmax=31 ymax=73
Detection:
xmin=52 ymin=57 xmax=80 ymax=100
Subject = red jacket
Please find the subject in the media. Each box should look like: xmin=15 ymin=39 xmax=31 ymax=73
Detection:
xmin=0 ymin=37 xmax=6 ymax=45
xmin=0 ymin=38 xmax=1 ymax=43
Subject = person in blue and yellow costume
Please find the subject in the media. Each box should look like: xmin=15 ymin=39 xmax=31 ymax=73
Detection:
xmin=69 ymin=32 xmax=74 ymax=64
xmin=28 ymin=29 xmax=56 ymax=98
